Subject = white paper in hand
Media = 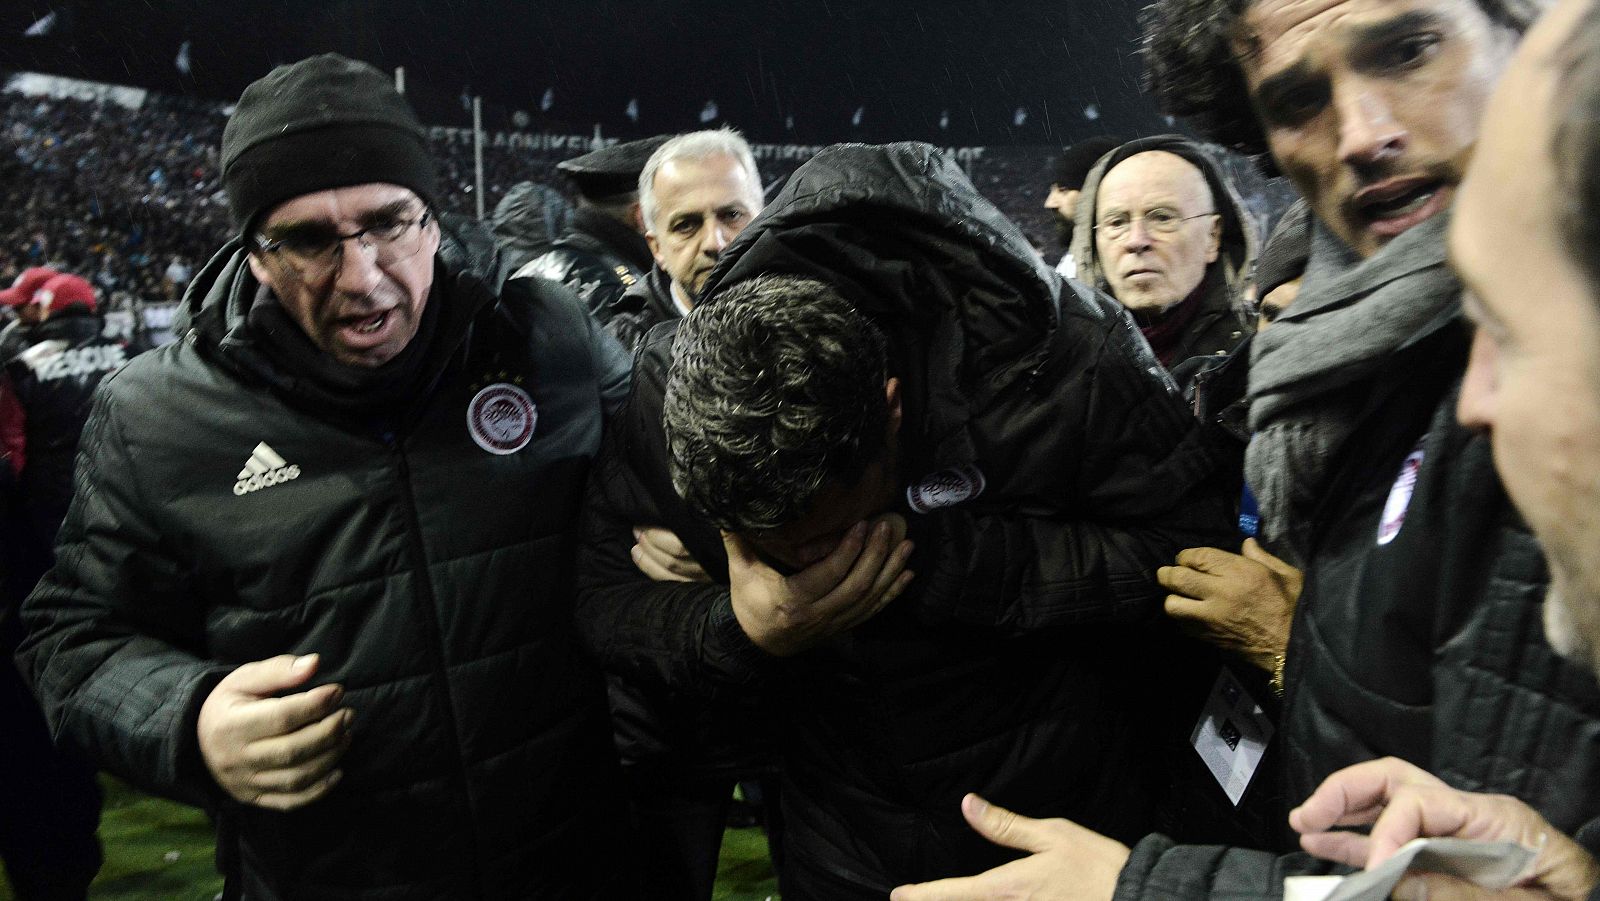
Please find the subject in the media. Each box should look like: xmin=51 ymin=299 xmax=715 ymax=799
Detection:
xmin=1284 ymin=838 xmax=1537 ymax=901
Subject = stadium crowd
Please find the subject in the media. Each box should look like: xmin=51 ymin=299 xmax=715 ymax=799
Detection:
xmin=7 ymin=0 xmax=1600 ymax=898
xmin=0 ymin=94 xmax=224 ymax=312
xmin=0 ymin=90 xmax=1194 ymax=318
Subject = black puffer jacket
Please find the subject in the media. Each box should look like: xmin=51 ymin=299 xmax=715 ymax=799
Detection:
xmin=1115 ymin=307 xmax=1600 ymax=899
xmin=517 ymin=206 xmax=654 ymax=325
xmin=17 ymin=243 xmax=635 ymax=900
xmin=577 ymin=142 xmax=1236 ymax=897
xmin=490 ymin=180 xmax=573 ymax=282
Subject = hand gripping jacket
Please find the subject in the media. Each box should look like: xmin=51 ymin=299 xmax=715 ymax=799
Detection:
xmin=17 ymin=239 xmax=636 ymax=900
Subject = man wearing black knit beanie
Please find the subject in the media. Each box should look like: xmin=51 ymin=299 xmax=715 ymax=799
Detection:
xmin=16 ymin=53 xmax=637 ymax=898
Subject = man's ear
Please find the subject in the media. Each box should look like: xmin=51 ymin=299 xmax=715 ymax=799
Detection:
xmin=247 ymin=252 xmax=274 ymax=289
xmin=628 ymin=201 xmax=646 ymax=236
xmin=646 ymin=231 xmax=666 ymax=268
xmin=1205 ymin=215 xmax=1223 ymax=265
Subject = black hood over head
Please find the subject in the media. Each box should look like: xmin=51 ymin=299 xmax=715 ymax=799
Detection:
xmin=696 ymin=141 xmax=1087 ymax=471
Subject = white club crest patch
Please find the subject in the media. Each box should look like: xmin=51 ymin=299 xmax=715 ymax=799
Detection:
xmin=467 ymin=383 xmax=537 ymax=455
xmin=906 ymin=464 xmax=987 ymax=514
xmin=1377 ymin=442 xmax=1427 ymax=546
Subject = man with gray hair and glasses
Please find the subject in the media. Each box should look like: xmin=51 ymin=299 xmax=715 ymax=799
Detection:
xmin=16 ymin=53 xmax=635 ymax=898
xmin=1069 ymin=135 xmax=1256 ymax=379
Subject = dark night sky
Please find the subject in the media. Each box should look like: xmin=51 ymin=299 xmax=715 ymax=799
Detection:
xmin=0 ymin=1 xmax=1175 ymax=146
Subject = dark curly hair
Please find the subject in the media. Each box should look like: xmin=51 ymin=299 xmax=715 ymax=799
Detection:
xmin=1140 ymin=0 xmax=1546 ymax=160
xmin=1554 ymin=0 xmax=1600 ymax=293
xmin=663 ymin=275 xmax=889 ymax=533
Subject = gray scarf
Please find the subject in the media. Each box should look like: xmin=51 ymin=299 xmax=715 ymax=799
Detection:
xmin=1245 ymin=212 xmax=1459 ymax=565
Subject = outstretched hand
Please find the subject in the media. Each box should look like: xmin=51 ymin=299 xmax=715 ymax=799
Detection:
xmin=890 ymin=794 xmax=1128 ymax=901
xmin=724 ymin=514 xmax=914 ymax=657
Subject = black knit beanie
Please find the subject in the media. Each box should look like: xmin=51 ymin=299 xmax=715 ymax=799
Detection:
xmin=1053 ymin=135 xmax=1124 ymax=190
xmin=221 ymin=54 xmax=440 ymax=234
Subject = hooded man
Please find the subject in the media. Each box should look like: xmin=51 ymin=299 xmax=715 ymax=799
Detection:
xmin=577 ymin=141 xmax=1235 ymax=900
xmin=1070 ymin=135 xmax=1257 ymax=379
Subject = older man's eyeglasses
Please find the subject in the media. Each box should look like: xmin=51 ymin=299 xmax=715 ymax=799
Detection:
xmin=1094 ymin=208 xmax=1216 ymax=240
xmin=254 ymin=210 xmax=433 ymax=279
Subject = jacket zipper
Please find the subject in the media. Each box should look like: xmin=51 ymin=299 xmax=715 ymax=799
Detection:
xmin=389 ymin=434 xmax=488 ymax=899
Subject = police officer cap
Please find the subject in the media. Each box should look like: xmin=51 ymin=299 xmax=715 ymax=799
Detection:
xmin=557 ymin=136 xmax=672 ymax=200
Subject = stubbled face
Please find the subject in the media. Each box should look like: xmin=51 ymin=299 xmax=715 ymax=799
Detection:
xmin=1045 ymin=184 xmax=1081 ymax=243
xmin=1045 ymin=184 xmax=1081 ymax=223
xmin=646 ymin=153 xmax=763 ymax=301
xmin=1453 ymin=0 xmax=1600 ymax=674
xmin=1237 ymin=0 xmax=1518 ymax=258
xmin=248 ymin=183 xmax=439 ymax=368
xmin=1094 ymin=151 xmax=1222 ymax=314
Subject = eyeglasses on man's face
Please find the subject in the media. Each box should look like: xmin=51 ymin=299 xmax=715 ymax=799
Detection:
xmin=254 ymin=209 xmax=433 ymax=279
xmin=1094 ymin=207 xmax=1216 ymax=240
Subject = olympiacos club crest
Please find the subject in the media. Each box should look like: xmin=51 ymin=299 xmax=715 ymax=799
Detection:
xmin=467 ymin=383 xmax=537 ymax=455
xmin=906 ymin=464 xmax=987 ymax=514
xmin=1377 ymin=441 xmax=1426 ymax=546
